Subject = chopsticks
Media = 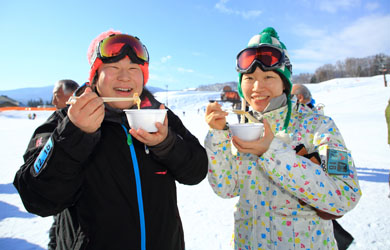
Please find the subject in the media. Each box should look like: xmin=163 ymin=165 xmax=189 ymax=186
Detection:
xmin=224 ymin=109 xmax=259 ymax=123
xmin=100 ymin=97 xmax=139 ymax=102
xmin=66 ymin=96 xmax=140 ymax=105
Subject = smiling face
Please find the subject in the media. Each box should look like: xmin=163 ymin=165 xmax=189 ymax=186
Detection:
xmin=241 ymin=67 xmax=284 ymax=112
xmin=95 ymin=56 xmax=143 ymax=109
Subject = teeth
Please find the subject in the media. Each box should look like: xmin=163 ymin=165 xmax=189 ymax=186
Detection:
xmin=253 ymin=96 xmax=267 ymax=100
xmin=115 ymin=88 xmax=131 ymax=92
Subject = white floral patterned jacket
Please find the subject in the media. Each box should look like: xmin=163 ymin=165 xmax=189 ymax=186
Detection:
xmin=205 ymin=100 xmax=361 ymax=250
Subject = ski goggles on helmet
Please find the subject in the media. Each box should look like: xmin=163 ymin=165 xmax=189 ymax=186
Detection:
xmin=236 ymin=44 xmax=288 ymax=73
xmin=90 ymin=34 xmax=149 ymax=67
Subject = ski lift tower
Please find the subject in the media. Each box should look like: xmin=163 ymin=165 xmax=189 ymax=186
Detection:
xmin=380 ymin=64 xmax=388 ymax=87
xmin=165 ymin=84 xmax=169 ymax=106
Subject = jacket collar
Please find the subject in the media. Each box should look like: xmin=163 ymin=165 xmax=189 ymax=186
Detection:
xmin=252 ymin=97 xmax=314 ymax=133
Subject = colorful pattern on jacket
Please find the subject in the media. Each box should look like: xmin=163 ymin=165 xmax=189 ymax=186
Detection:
xmin=205 ymin=100 xmax=361 ymax=250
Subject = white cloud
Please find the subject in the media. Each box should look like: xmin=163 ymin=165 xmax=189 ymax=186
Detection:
xmin=241 ymin=10 xmax=262 ymax=19
xmin=292 ymin=61 xmax=322 ymax=73
xmin=365 ymin=2 xmax=380 ymax=11
xmin=292 ymin=24 xmax=328 ymax=38
xmin=149 ymin=73 xmax=178 ymax=83
xmin=177 ymin=67 xmax=194 ymax=73
xmin=215 ymin=0 xmax=262 ymax=19
xmin=291 ymin=14 xmax=390 ymax=72
xmin=215 ymin=0 xmax=231 ymax=13
xmin=318 ymin=0 xmax=360 ymax=13
xmin=160 ymin=55 xmax=172 ymax=63
xmin=192 ymin=52 xmax=202 ymax=57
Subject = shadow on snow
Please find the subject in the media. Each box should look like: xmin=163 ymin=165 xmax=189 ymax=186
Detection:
xmin=0 ymin=201 xmax=35 ymax=221
xmin=356 ymin=168 xmax=390 ymax=183
xmin=0 ymin=238 xmax=45 ymax=250
xmin=0 ymin=183 xmax=18 ymax=194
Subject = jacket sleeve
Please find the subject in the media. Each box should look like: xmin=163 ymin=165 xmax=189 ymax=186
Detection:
xmin=260 ymin=115 xmax=361 ymax=216
xmin=204 ymin=129 xmax=240 ymax=199
xmin=148 ymin=109 xmax=208 ymax=185
xmin=13 ymin=116 xmax=100 ymax=217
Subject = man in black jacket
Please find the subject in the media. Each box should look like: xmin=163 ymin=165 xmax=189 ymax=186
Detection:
xmin=51 ymin=79 xmax=79 ymax=109
xmin=14 ymin=30 xmax=208 ymax=250
xmin=47 ymin=79 xmax=80 ymax=250
xmin=22 ymin=107 xmax=82 ymax=250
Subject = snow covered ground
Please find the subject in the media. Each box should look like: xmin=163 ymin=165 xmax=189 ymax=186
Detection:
xmin=1 ymin=75 xmax=390 ymax=249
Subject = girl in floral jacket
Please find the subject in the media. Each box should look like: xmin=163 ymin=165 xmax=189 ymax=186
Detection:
xmin=204 ymin=27 xmax=361 ymax=250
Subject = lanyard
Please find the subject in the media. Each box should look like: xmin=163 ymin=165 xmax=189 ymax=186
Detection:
xmin=121 ymin=125 xmax=146 ymax=250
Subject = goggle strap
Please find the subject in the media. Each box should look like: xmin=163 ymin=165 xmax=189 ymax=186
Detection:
xmin=90 ymin=43 xmax=100 ymax=67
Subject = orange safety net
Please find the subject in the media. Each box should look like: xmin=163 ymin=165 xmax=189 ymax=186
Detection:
xmin=0 ymin=107 xmax=56 ymax=112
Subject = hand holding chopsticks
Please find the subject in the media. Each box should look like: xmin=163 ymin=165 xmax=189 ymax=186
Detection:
xmin=224 ymin=109 xmax=259 ymax=123
xmin=66 ymin=95 xmax=141 ymax=106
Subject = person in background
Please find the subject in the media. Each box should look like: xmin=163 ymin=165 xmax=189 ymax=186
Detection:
xmin=47 ymin=79 xmax=80 ymax=249
xmin=51 ymin=79 xmax=79 ymax=109
xmin=386 ymin=98 xmax=390 ymax=198
xmin=205 ymin=27 xmax=361 ymax=250
xmin=19 ymin=79 xmax=79 ymax=249
xmin=292 ymin=84 xmax=354 ymax=249
xmin=291 ymin=83 xmax=314 ymax=108
xmin=386 ymin=98 xmax=390 ymax=146
xmin=292 ymin=83 xmax=325 ymax=114
xmin=14 ymin=29 xmax=208 ymax=250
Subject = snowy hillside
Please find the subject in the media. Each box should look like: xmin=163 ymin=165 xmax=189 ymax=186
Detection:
xmin=1 ymin=75 xmax=390 ymax=250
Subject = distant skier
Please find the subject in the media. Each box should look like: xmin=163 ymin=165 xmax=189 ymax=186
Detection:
xmin=386 ymin=98 xmax=390 ymax=198
xmin=386 ymin=98 xmax=390 ymax=147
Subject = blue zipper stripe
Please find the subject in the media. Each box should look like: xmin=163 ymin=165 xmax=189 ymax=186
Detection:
xmin=121 ymin=125 xmax=146 ymax=250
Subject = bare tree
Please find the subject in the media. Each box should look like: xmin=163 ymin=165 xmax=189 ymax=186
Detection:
xmin=308 ymin=53 xmax=390 ymax=83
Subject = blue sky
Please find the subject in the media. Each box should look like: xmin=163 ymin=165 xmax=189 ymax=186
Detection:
xmin=0 ymin=0 xmax=389 ymax=91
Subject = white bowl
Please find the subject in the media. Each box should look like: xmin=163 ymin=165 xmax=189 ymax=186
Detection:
xmin=229 ymin=123 xmax=264 ymax=141
xmin=124 ymin=109 xmax=167 ymax=132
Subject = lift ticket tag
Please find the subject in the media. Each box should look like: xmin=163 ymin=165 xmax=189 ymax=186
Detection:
xmin=325 ymin=148 xmax=350 ymax=175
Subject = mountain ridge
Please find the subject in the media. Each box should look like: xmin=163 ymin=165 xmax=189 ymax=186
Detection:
xmin=0 ymin=82 xmax=238 ymax=106
xmin=0 ymin=85 xmax=166 ymax=106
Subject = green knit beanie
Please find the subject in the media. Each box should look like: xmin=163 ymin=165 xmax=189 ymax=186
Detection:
xmin=237 ymin=27 xmax=293 ymax=131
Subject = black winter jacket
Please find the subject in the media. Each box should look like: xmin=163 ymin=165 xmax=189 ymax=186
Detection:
xmin=14 ymin=91 xmax=208 ymax=250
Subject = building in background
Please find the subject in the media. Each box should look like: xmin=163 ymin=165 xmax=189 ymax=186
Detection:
xmin=0 ymin=95 xmax=19 ymax=107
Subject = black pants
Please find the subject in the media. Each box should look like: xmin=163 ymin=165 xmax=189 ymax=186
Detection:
xmin=47 ymin=216 xmax=57 ymax=250
xmin=333 ymin=220 xmax=354 ymax=250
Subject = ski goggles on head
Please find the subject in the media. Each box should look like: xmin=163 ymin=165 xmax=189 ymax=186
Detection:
xmin=91 ymin=34 xmax=149 ymax=67
xmin=236 ymin=44 xmax=287 ymax=73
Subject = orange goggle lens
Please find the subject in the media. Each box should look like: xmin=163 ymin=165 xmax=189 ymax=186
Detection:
xmin=99 ymin=34 xmax=149 ymax=63
xmin=236 ymin=45 xmax=284 ymax=72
